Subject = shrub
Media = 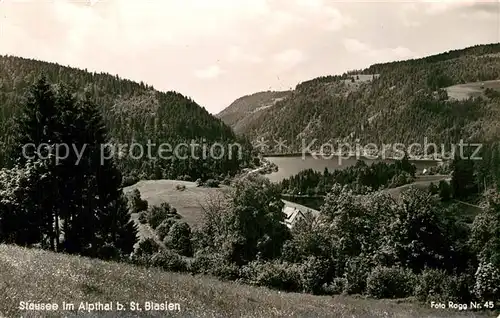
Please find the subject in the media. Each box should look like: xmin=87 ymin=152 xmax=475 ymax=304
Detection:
xmin=281 ymin=240 xmax=300 ymax=263
xmin=389 ymin=172 xmax=414 ymax=188
xmin=343 ymin=257 xmax=372 ymax=294
xmin=190 ymin=252 xmax=240 ymax=280
xmin=178 ymin=175 xmax=191 ymax=181
xmin=155 ymin=219 xmax=176 ymax=241
xmin=446 ymin=273 xmax=474 ymax=303
xmin=195 ymin=178 xmax=203 ymax=187
xmin=135 ymin=238 xmax=161 ymax=257
xmin=126 ymin=189 xmax=148 ymax=213
xmin=366 ymin=266 xmax=416 ymax=299
xmin=474 ymin=261 xmax=500 ymax=301
xmin=175 ymin=184 xmax=186 ymax=191
xmin=138 ymin=211 xmax=147 ymax=224
xmin=300 ymin=256 xmax=332 ymax=294
xmin=150 ymin=250 xmax=188 ymax=272
xmin=415 ymin=269 xmax=456 ymax=301
xmin=205 ymin=179 xmax=220 ymax=188
xmin=96 ymin=243 xmax=121 ymax=261
xmin=147 ymin=202 xmax=176 ymax=229
xmin=222 ymin=176 xmax=232 ymax=186
xmin=414 ymin=268 xmax=449 ymax=301
xmin=122 ymin=175 xmax=139 ymax=187
xmin=239 ymin=261 xmax=302 ymax=292
xmin=428 ymin=182 xmax=439 ymax=195
xmin=323 ymin=277 xmax=348 ymax=295
xmin=438 ymin=180 xmax=452 ymax=201
xmin=164 ymin=221 xmax=192 ymax=256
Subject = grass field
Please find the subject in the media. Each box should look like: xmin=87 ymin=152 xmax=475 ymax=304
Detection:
xmin=0 ymin=244 xmax=495 ymax=318
xmin=124 ymin=180 xmax=228 ymax=228
xmin=445 ymin=80 xmax=500 ymax=101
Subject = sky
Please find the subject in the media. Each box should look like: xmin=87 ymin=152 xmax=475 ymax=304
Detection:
xmin=0 ymin=0 xmax=499 ymax=114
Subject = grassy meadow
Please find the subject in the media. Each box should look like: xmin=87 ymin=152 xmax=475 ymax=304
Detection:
xmin=0 ymin=244 xmax=495 ymax=318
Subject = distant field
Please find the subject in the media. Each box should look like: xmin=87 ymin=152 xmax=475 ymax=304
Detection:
xmin=445 ymin=80 xmax=500 ymax=101
xmin=0 ymin=244 xmax=493 ymax=318
xmin=124 ymin=180 xmax=228 ymax=228
xmin=384 ymin=175 xmax=450 ymax=199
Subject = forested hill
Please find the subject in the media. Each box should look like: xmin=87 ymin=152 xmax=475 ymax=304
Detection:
xmin=220 ymin=43 xmax=500 ymax=149
xmin=0 ymin=55 xmax=251 ymax=182
xmin=216 ymin=90 xmax=291 ymax=134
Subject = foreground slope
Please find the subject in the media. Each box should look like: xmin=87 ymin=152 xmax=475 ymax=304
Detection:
xmin=219 ymin=43 xmax=500 ymax=148
xmin=0 ymin=245 xmax=491 ymax=318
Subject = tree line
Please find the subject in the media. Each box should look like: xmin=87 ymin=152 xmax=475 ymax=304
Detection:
xmin=280 ymin=156 xmax=417 ymax=196
xmin=0 ymin=76 xmax=137 ymax=257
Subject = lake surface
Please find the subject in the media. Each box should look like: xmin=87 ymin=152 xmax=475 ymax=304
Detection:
xmin=265 ymin=155 xmax=440 ymax=183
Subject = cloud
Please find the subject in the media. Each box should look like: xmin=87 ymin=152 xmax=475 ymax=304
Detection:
xmin=419 ymin=0 xmax=497 ymax=15
xmin=194 ymin=65 xmax=224 ymax=79
xmin=0 ymin=0 xmax=495 ymax=113
xmin=227 ymin=46 xmax=263 ymax=64
xmin=343 ymin=38 xmax=415 ymax=62
xmin=273 ymin=49 xmax=305 ymax=68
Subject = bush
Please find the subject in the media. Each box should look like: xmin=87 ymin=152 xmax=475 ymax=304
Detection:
xmin=126 ymin=189 xmax=148 ymax=213
xmin=205 ymin=179 xmax=220 ymax=188
xmin=150 ymin=250 xmax=188 ymax=272
xmin=428 ymin=182 xmax=439 ymax=195
xmin=138 ymin=211 xmax=147 ymax=224
xmin=195 ymin=178 xmax=203 ymax=187
xmin=147 ymin=202 xmax=177 ymax=229
xmin=222 ymin=176 xmax=232 ymax=186
xmin=474 ymin=261 xmax=500 ymax=301
xmin=239 ymin=261 xmax=302 ymax=292
xmin=96 ymin=243 xmax=121 ymax=261
xmin=366 ymin=266 xmax=416 ymax=299
xmin=323 ymin=277 xmax=348 ymax=295
xmin=438 ymin=180 xmax=452 ymax=201
xmin=164 ymin=221 xmax=192 ymax=256
xmin=175 ymin=184 xmax=186 ymax=191
xmin=178 ymin=175 xmax=191 ymax=181
xmin=300 ymin=256 xmax=332 ymax=294
xmin=135 ymin=238 xmax=161 ymax=257
xmin=122 ymin=175 xmax=139 ymax=187
xmin=155 ymin=219 xmax=176 ymax=241
xmin=389 ymin=172 xmax=414 ymax=188
xmin=414 ymin=268 xmax=449 ymax=301
xmin=190 ymin=252 xmax=240 ymax=280
xmin=343 ymin=257 xmax=372 ymax=294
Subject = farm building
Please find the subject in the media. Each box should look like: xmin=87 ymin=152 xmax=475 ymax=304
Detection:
xmin=282 ymin=200 xmax=320 ymax=228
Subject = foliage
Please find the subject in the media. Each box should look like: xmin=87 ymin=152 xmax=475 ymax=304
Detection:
xmin=126 ymin=189 xmax=148 ymax=213
xmin=155 ymin=219 xmax=176 ymax=241
xmin=438 ymin=180 xmax=452 ymax=201
xmin=146 ymin=202 xmax=179 ymax=230
xmin=190 ymin=251 xmax=240 ymax=281
xmin=196 ymin=174 xmax=290 ymax=265
xmin=0 ymin=78 xmax=138 ymax=256
xmin=473 ymin=261 xmax=500 ymax=301
xmin=164 ymin=221 xmax=192 ymax=257
xmin=280 ymin=159 xmax=417 ymax=196
xmin=134 ymin=238 xmax=161 ymax=257
xmin=150 ymin=250 xmax=188 ymax=272
xmin=239 ymin=260 xmax=302 ymax=292
xmin=366 ymin=266 xmax=416 ymax=299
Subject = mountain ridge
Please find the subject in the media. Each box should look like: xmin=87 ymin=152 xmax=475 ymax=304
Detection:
xmin=218 ymin=43 xmax=500 ymax=150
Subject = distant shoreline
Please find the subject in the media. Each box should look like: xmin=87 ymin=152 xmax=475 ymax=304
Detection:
xmin=263 ymin=152 xmax=443 ymax=163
